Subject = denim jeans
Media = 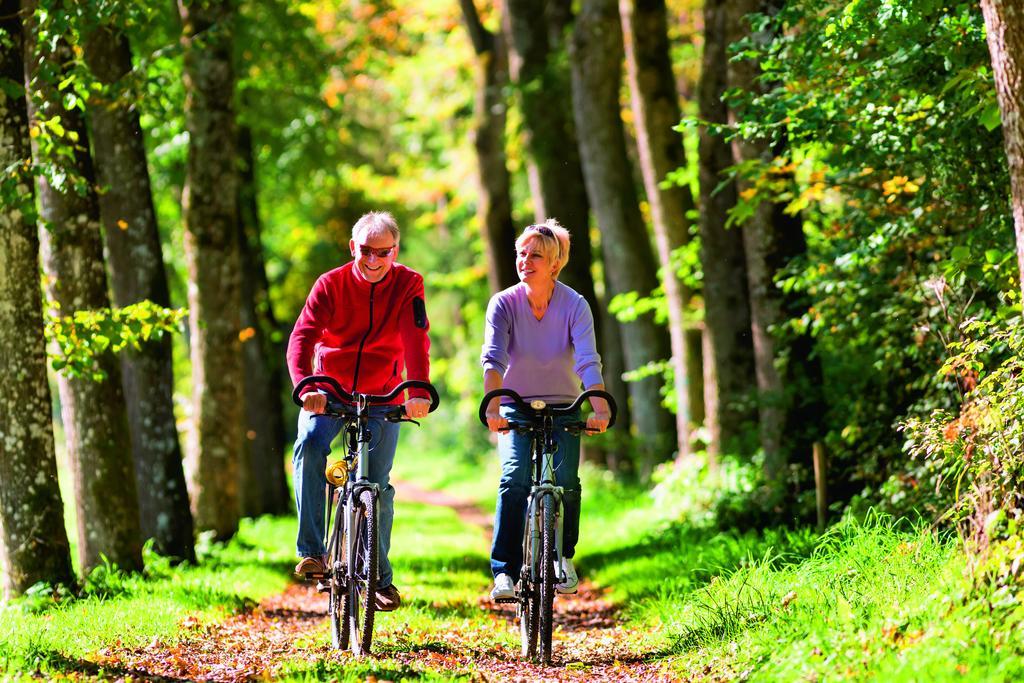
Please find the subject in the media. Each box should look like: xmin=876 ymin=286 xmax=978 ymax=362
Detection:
xmin=293 ymin=406 xmax=400 ymax=588
xmin=490 ymin=405 xmax=582 ymax=579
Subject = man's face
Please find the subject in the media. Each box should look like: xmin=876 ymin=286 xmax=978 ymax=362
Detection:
xmin=350 ymin=231 xmax=398 ymax=284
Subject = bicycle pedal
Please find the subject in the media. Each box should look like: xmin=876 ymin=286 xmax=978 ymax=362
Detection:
xmin=493 ymin=597 xmax=518 ymax=604
xmin=304 ymin=571 xmax=327 ymax=581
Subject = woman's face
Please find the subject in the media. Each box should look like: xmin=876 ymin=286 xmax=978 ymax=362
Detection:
xmin=516 ymin=237 xmax=556 ymax=285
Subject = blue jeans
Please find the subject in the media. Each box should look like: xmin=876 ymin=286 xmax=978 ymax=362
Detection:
xmin=490 ymin=405 xmax=582 ymax=579
xmin=293 ymin=407 xmax=400 ymax=588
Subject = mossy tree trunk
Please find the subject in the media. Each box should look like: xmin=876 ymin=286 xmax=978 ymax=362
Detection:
xmin=980 ymin=0 xmax=1024 ymax=313
xmin=570 ymin=0 xmax=677 ymax=477
xmin=179 ymin=0 xmax=244 ymax=539
xmin=620 ymin=0 xmax=703 ymax=460
xmin=459 ymin=0 xmax=518 ymax=292
xmin=0 ymin=0 xmax=75 ymax=597
xmin=697 ymin=0 xmax=757 ymax=461
xmin=82 ymin=22 xmax=196 ymax=562
xmin=23 ymin=0 xmax=143 ymax=574
xmin=236 ymin=125 xmax=289 ymax=517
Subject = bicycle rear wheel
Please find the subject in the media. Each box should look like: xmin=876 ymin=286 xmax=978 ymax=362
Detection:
xmin=348 ymin=488 xmax=378 ymax=655
xmin=538 ymin=493 xmax=557 ymax=665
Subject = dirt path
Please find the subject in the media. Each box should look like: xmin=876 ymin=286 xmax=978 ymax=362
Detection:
xmin=99 ymin=483 xmax=676 ymax=681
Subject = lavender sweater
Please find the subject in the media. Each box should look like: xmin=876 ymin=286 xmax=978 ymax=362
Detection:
xmin=481 ymin=282 xmax=604 ymax=404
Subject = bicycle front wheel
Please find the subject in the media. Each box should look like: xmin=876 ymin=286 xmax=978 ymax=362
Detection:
xmin=348 ymin=488 xmax=379 ymax=656
xmin=538 ymin=493 xmax=557 ymax=665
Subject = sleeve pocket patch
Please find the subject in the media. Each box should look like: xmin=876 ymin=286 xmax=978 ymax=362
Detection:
xmin=412 ymin=296 xmax=428 ymax=329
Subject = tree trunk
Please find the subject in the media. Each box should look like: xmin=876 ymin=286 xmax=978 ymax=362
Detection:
xmin=570 ymin=0 xmax=677 ymax=477
xmin=237 ymin=124 xmax=290 ymax=517
xmin=503 ymin=0 xmax=598 ymax=309
xmin=727 ymin=0 xmax=823 ymax=486
xmin=459 ymin=0 xmax=518 ymax=292
xmin=23 ymin=1 xmax=143 ymax=574
xmin=82 ymin=23 xmax=196 ymax=563
xmin=980 ymin=0 xmax=1024 ymax=312
xmin=697 ymin=0 xmax=756 ymax=459
xmin=0 ymin=0 xmax=75 ymax=597
xmin=179 ymin=0 xmax=244 ymax=539
xmin=619 ymin=0 xmax=700 ymax=460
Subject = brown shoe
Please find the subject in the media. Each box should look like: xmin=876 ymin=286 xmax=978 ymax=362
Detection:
xmin=294 ymin=556 xmax=326 ymax=577
xmin=375 ymin=584 xmax=402 ymax=611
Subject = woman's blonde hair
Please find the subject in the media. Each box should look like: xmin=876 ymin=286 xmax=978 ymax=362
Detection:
xmin=515 ymin=218 xmax=571 ymax=278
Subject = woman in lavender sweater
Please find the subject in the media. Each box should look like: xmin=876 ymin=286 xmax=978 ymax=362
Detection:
xmin=480 ymin=220 xmax=612 ymax=601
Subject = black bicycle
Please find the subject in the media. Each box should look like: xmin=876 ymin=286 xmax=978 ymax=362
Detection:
xmin=292 ymin=374 xmax=439 ymax=656
xmin=478 ymin=388 xmax=617 ymax=665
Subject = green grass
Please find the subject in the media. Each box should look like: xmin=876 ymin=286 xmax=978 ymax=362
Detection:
xmin=5 ymin=441 xmax=1024 ymax=682
xmin=0 ymin=515 xmax=294 ymax=677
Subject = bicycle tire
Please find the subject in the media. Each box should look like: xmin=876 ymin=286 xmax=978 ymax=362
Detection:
xmin=330 ymin=529 xmax=347 ymax=649
xmin=538 ymin=493 xmax=557 ymax=665
xmin=348 ymin=488 xmax=378 ymax=655
xmin=335 ymin=521 xmax=350 ymax=650
xmin=519 ymin=529 xmax=539 ymax=659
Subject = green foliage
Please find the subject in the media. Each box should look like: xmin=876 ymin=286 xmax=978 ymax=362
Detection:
xmin=44 ymin=299 xmax=186 ymax=380
xmin=691 ymin=0 xmax=1022 ymax=510
xmin=903 ymin=318 xmax=1024 ymax=586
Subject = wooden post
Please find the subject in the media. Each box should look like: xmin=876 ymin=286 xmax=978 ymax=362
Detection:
xmin=813 ymin=442 xmax=827 ymax=530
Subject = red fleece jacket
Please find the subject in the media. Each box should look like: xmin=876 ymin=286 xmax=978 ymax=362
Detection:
xmin=287 ymin=262 xmax=431 ymax=403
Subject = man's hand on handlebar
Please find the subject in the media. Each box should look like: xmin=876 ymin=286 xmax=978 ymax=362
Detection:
xmin=404 ymin=397 xmax=431 ymax=419
xmin=302 ymin=392 xmax=327 ymax=414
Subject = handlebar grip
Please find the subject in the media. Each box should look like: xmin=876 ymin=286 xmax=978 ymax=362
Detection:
xmin=478 ymin=388 xmax=530 ymax=426
xmin=292 ymin=375 xmax=440 ymax=414
xmin=292 ymin=375 xmax=351 ymax=407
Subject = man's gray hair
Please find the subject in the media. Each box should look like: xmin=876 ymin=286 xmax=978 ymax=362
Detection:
xmin=352 ymin=211 xmax=400 ymax=244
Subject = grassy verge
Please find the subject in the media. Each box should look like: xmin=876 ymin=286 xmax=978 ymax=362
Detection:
xmin=0 ymin=516 xmax=294 ymax=678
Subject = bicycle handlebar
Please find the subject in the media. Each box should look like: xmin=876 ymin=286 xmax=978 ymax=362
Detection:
xmin=292 ymin=374 xmax=440 ymax=414
xmin=477 ymin=387 xmax=617 ymax=429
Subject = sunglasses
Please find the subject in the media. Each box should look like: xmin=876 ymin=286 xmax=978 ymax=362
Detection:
xmin=527 ymin=224 xmax=554 ymax=238
xmin=358 ymin=244 xmax=397 ymax=258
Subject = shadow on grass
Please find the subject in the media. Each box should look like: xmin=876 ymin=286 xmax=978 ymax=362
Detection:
xmin=394 ymin=554 xmax=489 ymax=575
xmin=4 ymin=649 xmax=191 ymax=682
xmin=581 ymin=521 xmax=817 ymax=601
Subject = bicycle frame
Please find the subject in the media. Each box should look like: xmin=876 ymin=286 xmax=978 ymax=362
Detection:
xmin=479 ymin=387 xmax=617 ymax=664
xmin=293 ymin=374 xmax=439 ymax=654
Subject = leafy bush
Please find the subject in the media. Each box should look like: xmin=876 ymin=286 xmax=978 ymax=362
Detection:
xmin=903 ymin=318 xmax=1024 ymax=585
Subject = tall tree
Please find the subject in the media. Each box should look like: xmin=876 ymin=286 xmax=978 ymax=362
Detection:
xmin=980 ymin=0 xmax=1024 ymax=311
xmin=727 ymin=0 xmax=823 ymax=486
xmin=179 ymin=0 xmax=244 ymax=539
xmin=459 ymin=0 xmax=518 ymax=292
xmin=505 ymin=0 xmax=633 ymax=456
xmin=502 ymin=0 xmax=598 ymax=304
xmin=570 ymin=0 xmax=677 ymax=475
xmin=0 ymin=0 xmax=75 ymax=597
xmin=236 ymin=124 xmax=289 ymax=517
xmin=81 ymin=21 xmax=196 ymax=562
xmin=22 ymin=0 xmax=143 ymax=573
xmin=697 ymin=0 xmax=757 ymax=459
xmin=619 ymin=0 xmax=702 ymax=459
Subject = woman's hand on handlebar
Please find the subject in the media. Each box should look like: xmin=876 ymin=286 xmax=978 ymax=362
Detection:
xmin=404 ymin=397 xmax=431 ymax=419
xmin=586 ymin=411 xmax=611 ymax=434
xmin=485 ymin=396 xmax=508 ymax=433
xmin=302 ymin=392 xmax=327 ymax=414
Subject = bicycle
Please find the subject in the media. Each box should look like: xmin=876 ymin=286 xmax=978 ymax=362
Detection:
xmin=292 ymin=374 xmax=439 ymax=656
xmin=477 ymin=387 xmax=617 ymax=665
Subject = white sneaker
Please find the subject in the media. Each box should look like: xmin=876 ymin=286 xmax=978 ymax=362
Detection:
xmin=491 ymin=573 xmax=515 ymax=600
xmin=556 ymin=557 xmax=578 ymax=594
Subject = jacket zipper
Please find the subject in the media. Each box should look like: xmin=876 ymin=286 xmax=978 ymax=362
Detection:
xmin=351 ymin=280 xmax=376 ymax=392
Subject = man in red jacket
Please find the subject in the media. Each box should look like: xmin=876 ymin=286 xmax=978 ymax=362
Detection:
xmin=287 ymin=211 xmax=431 ymax=611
